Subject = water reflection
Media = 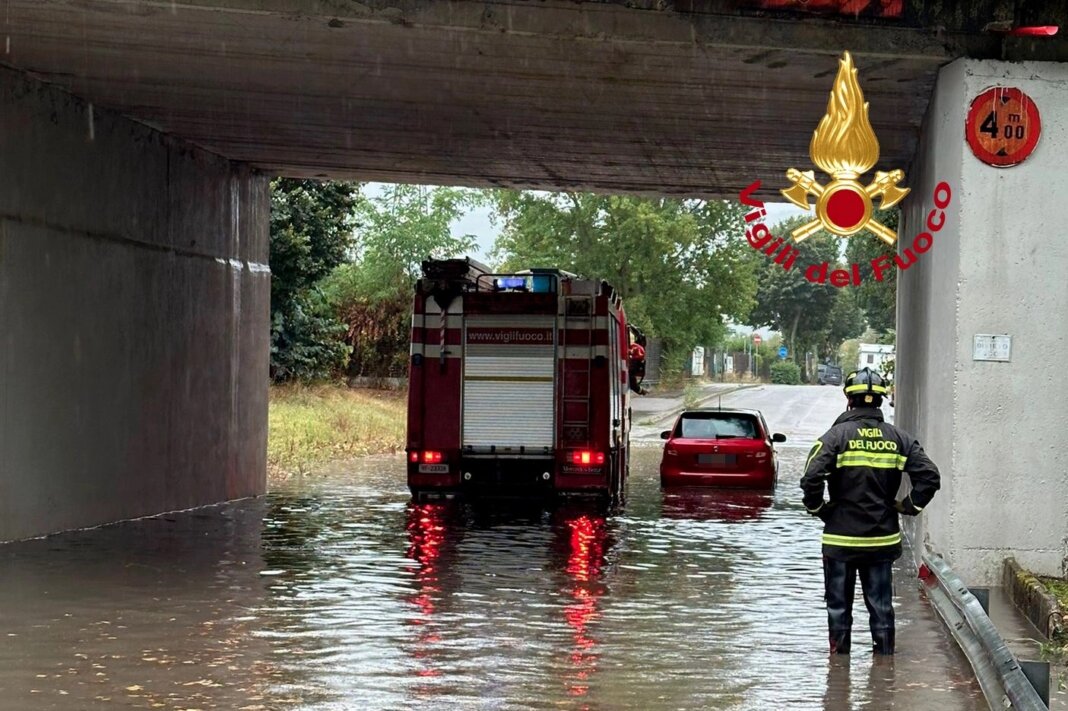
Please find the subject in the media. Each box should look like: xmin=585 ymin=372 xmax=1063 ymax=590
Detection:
xmin=822 ymin=656 xmax=898 ymax=711
xmin=555 ymin=509 xmax=610 ymax=701
xmin=404 ymin=502 xmax=451 ymax=692
xmin=0 ymin=449 xmax=984 ymax=710
xmin=661 ymin=488 xmax=773 ymax=522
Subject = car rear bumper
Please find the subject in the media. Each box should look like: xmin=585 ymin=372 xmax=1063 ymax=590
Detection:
xmin=660 ymin=467 xmax=775 ymax=489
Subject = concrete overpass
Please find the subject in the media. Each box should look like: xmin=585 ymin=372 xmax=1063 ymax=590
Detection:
xmin=2 ymin=0 xmax=1067 ymax=583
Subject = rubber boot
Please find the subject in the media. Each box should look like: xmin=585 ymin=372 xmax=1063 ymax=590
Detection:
xmin=872 ymin=628 xmax=895 ymax=655
xmin=824 ymin=557 xmax=857 ymax=655
xmin=829 ymin=627 xmax=852 ymax=655
xmin=859 ymin=561 xmax=896 ymax=655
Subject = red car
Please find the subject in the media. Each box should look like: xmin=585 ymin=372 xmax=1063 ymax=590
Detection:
xmin=660 ymin=408 xmax=786 ymax=490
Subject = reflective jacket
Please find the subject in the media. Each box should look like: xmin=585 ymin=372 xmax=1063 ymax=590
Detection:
xmin=800 ymin=408 xmax=940 ymax=562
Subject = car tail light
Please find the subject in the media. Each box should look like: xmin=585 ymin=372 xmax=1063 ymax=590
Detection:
xmin=421 ymin=450 xmax=443 ymax=464
xmin=409 ymin=451 xmax=419 ymax=463
xmin=571 ymin=450 xmax=605 ymax=466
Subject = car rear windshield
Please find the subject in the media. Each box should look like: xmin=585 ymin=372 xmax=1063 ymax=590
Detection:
xmin=676 ymin=413 xmax=761 ymax=439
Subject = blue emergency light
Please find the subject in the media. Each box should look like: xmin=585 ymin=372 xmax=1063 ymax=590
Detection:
xmin=495 ymin=277 xmax=527 ymax=290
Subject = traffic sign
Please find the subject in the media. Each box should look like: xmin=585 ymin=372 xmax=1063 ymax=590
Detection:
xmin=753 ymin=334 xmax=762 ymax=345
xmin=965 ymin=87 xmax=1041 ymax=168
xmin=778 ymin=345 xmax=788 ymax=359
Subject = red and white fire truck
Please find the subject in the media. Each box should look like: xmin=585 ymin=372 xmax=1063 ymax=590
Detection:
xmin=406 ymin=258 xmax=633 ymax=501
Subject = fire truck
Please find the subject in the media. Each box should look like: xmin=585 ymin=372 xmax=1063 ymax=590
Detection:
xmin=406 ymin=258 xmax=633 ymax=502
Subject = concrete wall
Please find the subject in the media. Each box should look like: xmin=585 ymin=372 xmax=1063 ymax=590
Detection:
xmin=899 ymin=59 xmax=1068 ymax=584
xmin=0 ymin=68 xmax=270 ymax=540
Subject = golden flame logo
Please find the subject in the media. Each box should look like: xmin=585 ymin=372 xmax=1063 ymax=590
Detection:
xmin=781 ymin=52 xmax=908 ymax=244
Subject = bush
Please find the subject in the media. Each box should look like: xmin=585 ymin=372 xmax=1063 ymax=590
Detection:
xmin=270 ymin=291 xmax=350 ymax=382
xmin=770 ymin=361 xmax=802 ymax=385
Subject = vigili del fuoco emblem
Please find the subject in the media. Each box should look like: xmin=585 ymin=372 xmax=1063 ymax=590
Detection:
xmin=781 ymin=51 xmax=909 ymax=245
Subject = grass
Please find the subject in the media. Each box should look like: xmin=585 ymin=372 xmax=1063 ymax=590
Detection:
xmin=1029 ymin=574 xmax=1068 ymax=663
xmin=268 ymin=384 xmax=406 ymax=477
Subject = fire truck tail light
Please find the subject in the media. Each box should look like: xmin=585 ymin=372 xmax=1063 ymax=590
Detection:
xmin=571 ymin=450 xmax=605 ymax=466
xmin=421 ymin=451 xmax=444 ymax=464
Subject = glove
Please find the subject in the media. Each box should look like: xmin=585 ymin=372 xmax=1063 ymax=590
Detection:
xmin=808 ymin=501 xmax=834 ymax=521
xmin=895 ymin=498 xmax=920 ymax=516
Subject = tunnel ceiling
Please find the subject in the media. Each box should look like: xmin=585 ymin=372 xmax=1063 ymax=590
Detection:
xmin=3 ymin=0 xmax=1066 ymax=199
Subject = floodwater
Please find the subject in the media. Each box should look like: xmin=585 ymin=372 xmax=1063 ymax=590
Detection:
xmin=0 ymin=447 xmax=983 ymax=710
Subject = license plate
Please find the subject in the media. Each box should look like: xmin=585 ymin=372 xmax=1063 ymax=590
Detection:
xmin=697 ymin=454 xmax=736 ymax=466
xmin=418 ymin=464 xmax=449 ymax=474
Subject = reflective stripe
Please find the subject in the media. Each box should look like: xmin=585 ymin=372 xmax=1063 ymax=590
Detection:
xmin=836 ymin=452 xmax=906 ymax=469
xmin=845 ymin=383 xmax=888 ymax=394
xmin=806 ymin=503 xmax=824 ymax=514
xmin=822 ymin=532 xmax=901 ymax=547
xmin=806 ymin=441 xmax=823 ymax=470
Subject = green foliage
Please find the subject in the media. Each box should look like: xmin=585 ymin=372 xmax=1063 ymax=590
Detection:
xmin=487 ymin=191 xmax=758 ymax=359
xmin=322 ymin=264 xmax=410 ymax=377
xmin=682 ymin=382 xmax=702 ymax=409
xmin=770 ymin=361 xmax=802 ymax=385
xmin=818 ymin=289 xmax=867 ymax=360
xmin=269 ymin=179 xmax=359 ymax=382
xmin=748 ymin=216 xmax=840 ymax=359
xmin=270 ymin=179 xmax=359 ymax=306
xmin=325 ymin=185 xmax=481 ymax=377
xmin=353 ymin=184 xmax=479 ymax=287
xmin=845 ymin=208 xmax=899 ymax=335
xmin=839 ymin=338 xmax=861 ymax=371
xmin=270 ymin=290 xmax=351 ymax=382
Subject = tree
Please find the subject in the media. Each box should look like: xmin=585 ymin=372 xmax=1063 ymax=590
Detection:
xmin=844 ymin=208 xmax=899 ymax=335
xmin=323 ymin=185 xmax=480 ymax=377
xmin=269 ymin=179 xmax=359 ymax=381
xmin=270 ymin=179 xmax=360 ymax=307
xmin=352 ymin=184 xmax=479 ymax=290
xmin=748 ymin=215 xmax=841 ymax=365
xmin=817 ymin=289 xmax=867 ymax=361
xmin=488 ymin=191 xmax=758 ymax=359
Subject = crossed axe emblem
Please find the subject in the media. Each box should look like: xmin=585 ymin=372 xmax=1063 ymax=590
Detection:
xmin=781 ymin=168 xmax=909 ymax=245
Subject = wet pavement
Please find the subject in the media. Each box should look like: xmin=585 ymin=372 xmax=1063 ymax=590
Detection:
xmin=0 ymin=386 xmax=984 ymax=710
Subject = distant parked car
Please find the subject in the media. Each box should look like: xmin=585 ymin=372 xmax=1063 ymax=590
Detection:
xmin=817 ymin=363 xmax=843 ymax=386
xmin=659 ymin=409 xmax=786 ymax=490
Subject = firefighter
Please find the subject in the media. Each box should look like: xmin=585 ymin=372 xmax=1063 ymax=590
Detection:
xmin=800 ymin=368 xmax=940 ymax=655
xmin=628 ymin=341 xmax=647 ymax=395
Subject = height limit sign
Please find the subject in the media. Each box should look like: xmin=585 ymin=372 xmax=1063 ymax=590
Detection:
xmin=966 ymin=87 xmax=1041 ymax=168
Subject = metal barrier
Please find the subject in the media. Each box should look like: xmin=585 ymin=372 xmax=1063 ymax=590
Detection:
xmin=921 ymin=553 xmax=1048 ymax=711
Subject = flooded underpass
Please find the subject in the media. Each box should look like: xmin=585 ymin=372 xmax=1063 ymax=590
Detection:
xmin=0 ymin=443 xmax=984 ymax=709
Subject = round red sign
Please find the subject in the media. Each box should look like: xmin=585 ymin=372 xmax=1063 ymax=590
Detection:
xmin=965 ymin=87 xmax=1041 ymax=167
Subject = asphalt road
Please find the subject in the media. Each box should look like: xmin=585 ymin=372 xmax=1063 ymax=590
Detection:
xmin=633 ymin=383 xmax=895 ymax=447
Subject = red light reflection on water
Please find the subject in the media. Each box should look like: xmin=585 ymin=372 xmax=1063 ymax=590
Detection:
xmin=405 ymin=503 xmax=449 ymax=681
xmin=562 ymin=513 xmax=607 ymax=700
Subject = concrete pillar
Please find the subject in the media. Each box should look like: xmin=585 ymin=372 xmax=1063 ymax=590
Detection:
xmin=0 ymin=67 xmax=269 ymax=540
xmin=899 ymin=59 xmax=1068 ymax=584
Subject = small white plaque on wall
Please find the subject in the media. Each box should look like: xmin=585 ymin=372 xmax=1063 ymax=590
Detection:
xmin=973 ymin=334 xmax=1012 ymax=362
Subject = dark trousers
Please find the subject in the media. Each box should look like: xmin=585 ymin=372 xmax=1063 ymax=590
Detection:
xmin=823 ymin=557 xmax=895 ymax=655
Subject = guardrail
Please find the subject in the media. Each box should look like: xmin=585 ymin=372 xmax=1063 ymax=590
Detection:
xmin=921 ymin=553 xmax=1048 ymax=710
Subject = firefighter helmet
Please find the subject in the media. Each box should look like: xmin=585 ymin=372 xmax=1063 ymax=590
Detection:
xmin=844 ymin=367 xmax=889 ymax=399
